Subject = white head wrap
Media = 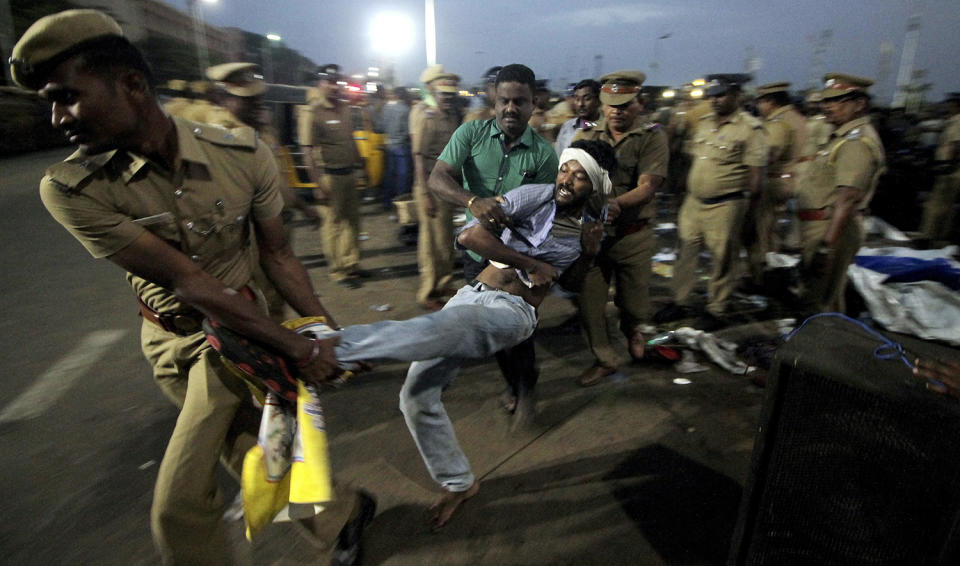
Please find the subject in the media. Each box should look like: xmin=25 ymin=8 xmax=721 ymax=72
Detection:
xmin=558 ymin=147 xmax=613 ymax=198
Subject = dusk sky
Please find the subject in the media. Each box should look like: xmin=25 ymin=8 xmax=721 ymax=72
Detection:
xmin=166 ymin=0 xmax=959 ymax=103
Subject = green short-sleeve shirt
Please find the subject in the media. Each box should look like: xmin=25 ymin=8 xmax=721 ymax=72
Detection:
xmin=438 ymin=118 xmax=559 ymax=200
xmin=437 ymin=118 xmax=559 ymax=261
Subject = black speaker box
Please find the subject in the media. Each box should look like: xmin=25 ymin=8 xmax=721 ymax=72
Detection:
xmin=729 ymin=316 xmax=960 ymax=566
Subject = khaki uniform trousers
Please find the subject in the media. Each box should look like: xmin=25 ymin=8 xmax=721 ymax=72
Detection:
xmin=799 ymin=215 xmax=863 ymax=314
xmin=414 ymin=187 xmax=455 ymax=304
xmin=141 ymin=322 xmax=356 ymax=565
xmin=319 ymin=173 xmax=361 ymax=281
xmin=920 ymin=174 xmax=959 ymax=242
xmin=674 ymin=196 xmax=749 ymax=317
xmin=579 ymin=228 xmax=654 ymax=367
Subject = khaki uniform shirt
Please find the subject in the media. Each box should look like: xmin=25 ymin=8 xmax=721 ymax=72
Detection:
xmin=804 ymin=114 xmax=834 ymax=157
xmin=764 ymin=105 xmax=808 ymax=176
xmin=297 ymin=98 xmax=361 ymax=169
xmin=410 ymin=101 xmax=459 ymax=177
xmin=687 ymin=110 xmax=767 ymax=198
xmin=463 ymin=105 xmax=495 ymax=123
xmin=797 ymin=116 xmax=885 ymax=212
xmin=573 ymin=115 xmax=670 ymax=232
xmin=39 ymin=117 xmax=284 ymax=314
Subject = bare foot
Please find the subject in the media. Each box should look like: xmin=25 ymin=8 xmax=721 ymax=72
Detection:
xmin=428 ymin=481 xmax=480 ymax=531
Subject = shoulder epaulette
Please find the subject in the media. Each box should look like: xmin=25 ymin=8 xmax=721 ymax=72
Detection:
xmin=846 ymin=128 xmax=862 ymax=140
xmin=644 ymin=121 xmax=662 ymax=131
xmin=742 ymin=113 xmax=763 ymax=129
xmin=189 ymin=123 xmax=257 ymax=149
xmin=44 ymin=152 xmax=112 ymax=194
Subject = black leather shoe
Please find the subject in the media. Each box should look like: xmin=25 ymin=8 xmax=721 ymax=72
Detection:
xmin=330 ymin=491 xmax=377 ymax=566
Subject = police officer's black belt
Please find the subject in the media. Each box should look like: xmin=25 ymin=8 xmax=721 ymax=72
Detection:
xmin=138 ymin=297 xmax=203 ymax=336
xmin=698 ymin=191 xmax=745 ymax=205
xmin=138 ymin=286 xmax=256 ymax=336
xmin=323 ymin=167 xmax=354 ymax=175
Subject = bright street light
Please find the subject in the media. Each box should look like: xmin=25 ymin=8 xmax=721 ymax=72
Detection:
xmin=266 ymin=33 xmax=281 ymax=42
xmin=370 ymin=12 xmax=414 ymax=54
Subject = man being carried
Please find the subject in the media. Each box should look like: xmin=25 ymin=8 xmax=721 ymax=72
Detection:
xmin=328 ymin=140 xmax=613 ymax=529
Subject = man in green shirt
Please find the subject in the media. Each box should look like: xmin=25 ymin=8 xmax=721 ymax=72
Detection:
xmin=429 ymin=63 xmax=558 ymax=430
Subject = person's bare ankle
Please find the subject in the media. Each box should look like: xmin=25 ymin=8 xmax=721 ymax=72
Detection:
xmin=428 ymin=481 xmax=479 ymax=531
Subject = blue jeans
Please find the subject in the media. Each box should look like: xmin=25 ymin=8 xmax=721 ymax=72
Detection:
xmin=334 ymin=284 xmax=537 ymax=491
xmin=382 ymin=144 xmax=412 ymax=210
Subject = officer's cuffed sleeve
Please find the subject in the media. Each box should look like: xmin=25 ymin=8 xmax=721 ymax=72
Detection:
xmin=39 ymin=178 xmax=145 ymax=259
xmin=834 ymin=140 xmax=877 ymax=192
xmin=250 ymin=139 xmax=286 ymax=221
xmin=637 ymin=130 xmax=670 ymax=178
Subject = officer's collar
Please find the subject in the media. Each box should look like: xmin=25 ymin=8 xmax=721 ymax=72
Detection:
xmin=488 ymin=118 xmax=533 ymax=147
xmin=172 ymin=117 xmax=213 ymax=168
xmin=833 ymin=115 xmax=871 ymax=138
xmin=767 ymin=105 xmax=794 ymax=120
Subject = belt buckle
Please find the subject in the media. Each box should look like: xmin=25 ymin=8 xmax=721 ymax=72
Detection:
xmin=171 ymin=314 xmax=200 ymax=334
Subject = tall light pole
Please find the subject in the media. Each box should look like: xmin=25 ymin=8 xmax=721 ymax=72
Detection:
xmin=187 ymin=0 xmax=217 ymax=76
xmin=425 ymin=0 xmax=436 ymax=66
xmin=264 ymin=34 xmax=281 ymax=84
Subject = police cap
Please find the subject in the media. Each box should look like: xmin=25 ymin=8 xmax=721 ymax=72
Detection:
xmin=10 ymin=9 xmax=124 ymax=90
xmin=756 ymin=81 xmax=790 ymax=99
xmin=820 ymin=72 xmax=873 ymax=100
xmin=705 ymin=73 xmax=752 ymax=97
xmin=205 ymin=62 xmax=266 ymax=97
xmin=599 ymin=70 xmax=645 ymax=105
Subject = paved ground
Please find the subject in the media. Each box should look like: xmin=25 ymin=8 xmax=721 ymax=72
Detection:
xmin=225 ymin=188 xmax=776 ymax=566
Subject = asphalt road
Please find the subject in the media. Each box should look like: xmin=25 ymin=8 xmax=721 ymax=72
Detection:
xmin=1 ymin=148 xmax=167 ymax=564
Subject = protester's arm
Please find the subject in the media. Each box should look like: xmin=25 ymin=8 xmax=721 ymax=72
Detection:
xmin=457 ymin=224 xmax=557 ymax=286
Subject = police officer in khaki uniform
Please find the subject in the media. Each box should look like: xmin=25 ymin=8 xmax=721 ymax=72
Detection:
xmin=11 ymin=10 xmax=373 ymax=565
xmin=410 ymin=66 xmax=462 ymax=309
xmin=572 ymin=70 xmax=669 ymax=386
xmin=299 ymin=64 xmax=367 ymax=288
xmin=655 ymin=74 xmax=767 ymax=330
xmin=529 ymin=79 xmax=557 ymax=142
xmin=747 ymin=81 xmax=809 ymax=286
xmin=797 ymin=73 xmax=885 ymax=314
xmin=204 ymin=62 xmax=321 ymax=321
xmin=919 ymin=93 xmax=960 ymax=246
